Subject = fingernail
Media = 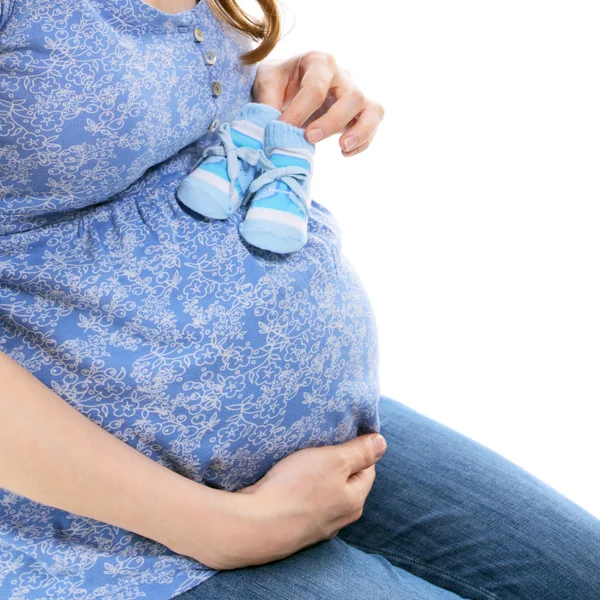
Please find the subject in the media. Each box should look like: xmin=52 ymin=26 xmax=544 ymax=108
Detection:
xmin=373 ymin=434 xmax=387 ymax=456
xmin=343 ymin=136 xmax=358 ymax=152
xmin=307 ymin=128 xmax=323 ymax=143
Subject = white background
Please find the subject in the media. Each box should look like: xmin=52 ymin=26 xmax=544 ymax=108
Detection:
xmin=243 ymin=0 xmax=600 ymax=518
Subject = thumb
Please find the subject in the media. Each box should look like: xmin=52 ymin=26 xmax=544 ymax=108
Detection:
xmin=338 ymin=434 xmax=387 ymax=475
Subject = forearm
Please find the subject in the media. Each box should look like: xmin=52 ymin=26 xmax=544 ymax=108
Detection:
xmin=0 ymin=350 xmax=225 ymax=558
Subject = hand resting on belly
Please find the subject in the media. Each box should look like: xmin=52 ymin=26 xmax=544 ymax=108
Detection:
xmin=0 ymin=347 xmax=387 ymax=570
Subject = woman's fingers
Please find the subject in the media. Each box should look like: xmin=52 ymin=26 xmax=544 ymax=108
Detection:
xmin=338 ymin=101 xmax=385 ymax=155
xmin=278 ymin=53 xmax=335 ymax=128
xmin=303 ymin=85 xmax=368 ymax=144
xmin=254 ymin=51 xmax=384 ymax=155
xmin=338 ymin=433 xmax=387 ymax=476
xmin=341 ymin=131 xmax=377 ymax=158
xmin=342 ymin=465 xmax=376 ymax=525
xmin=251 ymin=58 xmax=287 ymax=111
xmin=347 ymin=464 xmax=377 ymax=494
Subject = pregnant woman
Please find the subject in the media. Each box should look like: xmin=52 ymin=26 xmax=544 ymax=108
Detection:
xmin=1 ymin=1 xmax=598 ymax=599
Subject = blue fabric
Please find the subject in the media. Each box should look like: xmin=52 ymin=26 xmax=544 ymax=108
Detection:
xmin=240 ymin=120 xmax=315 ymax=254
xmin=177 ymin=102 xmax=280 ymax=218
xmin=230 ymin=128 xmax=263 ymax=149
xmin=250 ymin=119 xmax=315 ymax=217
xmin=0 ymin=1 xmax=379 ymax=599
xmin=263 ymin=118 xmax=316 ymax=154
xmin=245 ymin=189 xmax=307 ymax=217
xmin=238 ymin=121 xmax=315 ymax=253
xmin=177 ymin=102 xmax=281 ymax=219
xmin=270 ymin=152 xmax=312 ymax=170
xmin=174 ymin=395 xmax=600 ymax=600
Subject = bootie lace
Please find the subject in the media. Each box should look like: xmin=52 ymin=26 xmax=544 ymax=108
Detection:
xmin=245 ymin=163 xmax=311 ymax=216
xmin=192 ymin=122 xmax=275 ymax=199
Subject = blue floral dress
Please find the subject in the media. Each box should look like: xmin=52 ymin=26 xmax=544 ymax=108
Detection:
xmin=0 ymin=0 xmax=380 ymax=598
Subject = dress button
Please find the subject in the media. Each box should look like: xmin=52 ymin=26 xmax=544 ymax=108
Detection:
xmin=209 ymin=118 xmax=220 ymax=133
xmin=211 ymin=81 xmax=222 ymax=96
xmin=193 ymin=27 xmax=204 ymax=43
xmin=205 ymin=50 xmax=216 ymax=65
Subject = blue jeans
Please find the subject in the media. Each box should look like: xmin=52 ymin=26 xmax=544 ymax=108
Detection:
xmin=174 ymin=396 xmax=600 ymax=599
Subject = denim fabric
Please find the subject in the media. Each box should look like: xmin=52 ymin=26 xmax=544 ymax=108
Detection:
xmin=174 ymin=395 xmax=600 ymax=599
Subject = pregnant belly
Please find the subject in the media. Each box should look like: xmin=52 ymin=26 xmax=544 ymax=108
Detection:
xmin=0 ymin=173 xmax=380 ymax=492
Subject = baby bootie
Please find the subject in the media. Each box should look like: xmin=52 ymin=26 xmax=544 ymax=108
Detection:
xmin=177 ymin=102 xmax=281 ymax=219
xmin=239 ymin=120 xmax=316 ymax=253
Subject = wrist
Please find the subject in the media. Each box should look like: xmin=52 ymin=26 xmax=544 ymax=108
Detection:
xmin=159 ymin=476 xmax=256 ymax=568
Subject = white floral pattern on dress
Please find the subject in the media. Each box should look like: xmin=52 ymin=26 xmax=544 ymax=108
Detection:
xmin=0 ymin=1 xmax=380 ymax=599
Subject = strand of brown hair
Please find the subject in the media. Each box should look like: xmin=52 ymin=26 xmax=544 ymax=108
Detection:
xmin=205 ymin=0 xmax=282 ymax=65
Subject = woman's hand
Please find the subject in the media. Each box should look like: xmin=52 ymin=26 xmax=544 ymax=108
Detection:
xmin=253 ymin=52 xmax=385 ymax=157
xmin=193 ymin=433 xmax=387 ymax=570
